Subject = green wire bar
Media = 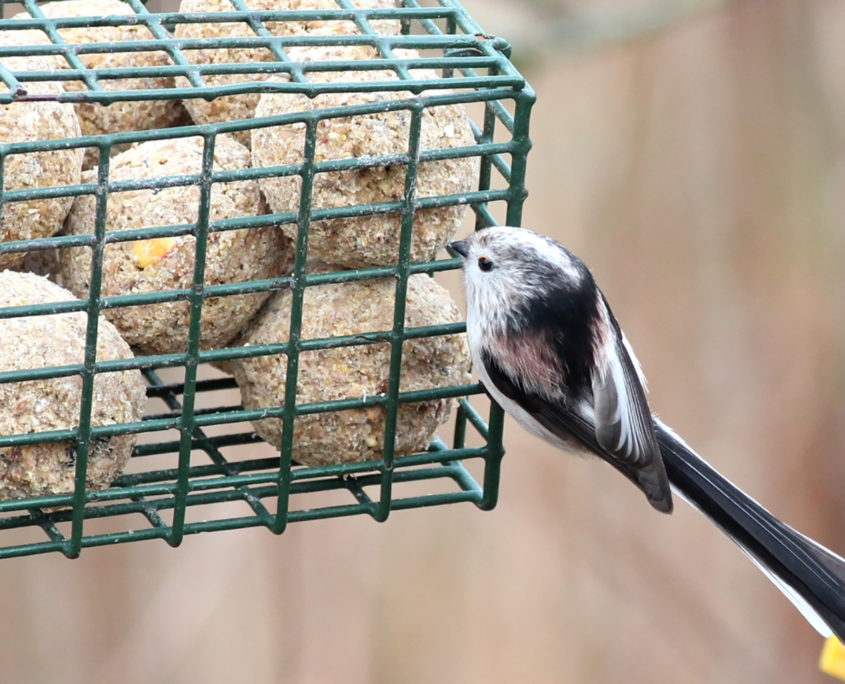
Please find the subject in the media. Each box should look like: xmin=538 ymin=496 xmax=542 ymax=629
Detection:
xmin=0 ymin=0 xmax=534 ymax=558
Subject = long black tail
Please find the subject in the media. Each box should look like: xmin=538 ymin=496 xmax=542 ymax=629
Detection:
xmin=655 ymin=419 xmax=845 ymax=640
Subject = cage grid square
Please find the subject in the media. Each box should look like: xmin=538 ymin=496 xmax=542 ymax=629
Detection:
xmin=0 ymin=0 xmax=534 ymax=558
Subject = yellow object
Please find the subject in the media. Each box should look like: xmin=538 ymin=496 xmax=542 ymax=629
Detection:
xmin=820 ymin=636 xmax=845 ymax=680
xmin=133 ymin=237 xmax=176 ymax=268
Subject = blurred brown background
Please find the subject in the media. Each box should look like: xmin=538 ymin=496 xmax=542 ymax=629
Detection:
xmin=3 ymin=0 xmax=845 ymax=681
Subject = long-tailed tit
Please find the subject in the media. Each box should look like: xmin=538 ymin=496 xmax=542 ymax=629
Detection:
xmin=450 ymin=225 xmax=845 ymax=641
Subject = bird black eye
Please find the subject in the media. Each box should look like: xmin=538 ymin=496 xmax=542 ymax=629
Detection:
xmin=478 ymin=256 xmax=494 ymax=272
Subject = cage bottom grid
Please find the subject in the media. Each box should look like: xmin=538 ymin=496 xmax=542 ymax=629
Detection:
xmin=0 ymin=367 xmax=504 ymax=559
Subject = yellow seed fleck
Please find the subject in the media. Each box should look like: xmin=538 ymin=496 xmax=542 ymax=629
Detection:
xmin=133 ymin=237 xmax=176 ymax=268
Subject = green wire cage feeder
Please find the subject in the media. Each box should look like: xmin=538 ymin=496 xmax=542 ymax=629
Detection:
xmin=0 ymin=0 xmax=534 ymax=558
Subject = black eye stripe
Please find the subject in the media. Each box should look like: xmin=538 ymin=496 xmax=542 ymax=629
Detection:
xmin=478 ymin=256 xmax=493 ymax=272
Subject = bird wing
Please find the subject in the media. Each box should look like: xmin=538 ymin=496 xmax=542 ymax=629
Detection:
xmin=592 ymin=333 xmax=659 ymax=465
xmin=481 ymin=344 xmax=673 ymax=513
xmin=590 ymin=329 xmax=672 ymax=512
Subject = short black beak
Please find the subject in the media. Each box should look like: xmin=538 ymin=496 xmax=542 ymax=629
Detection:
xmin=448 ymin=240 xmax=469 ymax=258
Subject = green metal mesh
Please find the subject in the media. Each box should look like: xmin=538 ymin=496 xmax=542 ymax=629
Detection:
xmin=0 ymin=0 xmax=534 ymax=558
